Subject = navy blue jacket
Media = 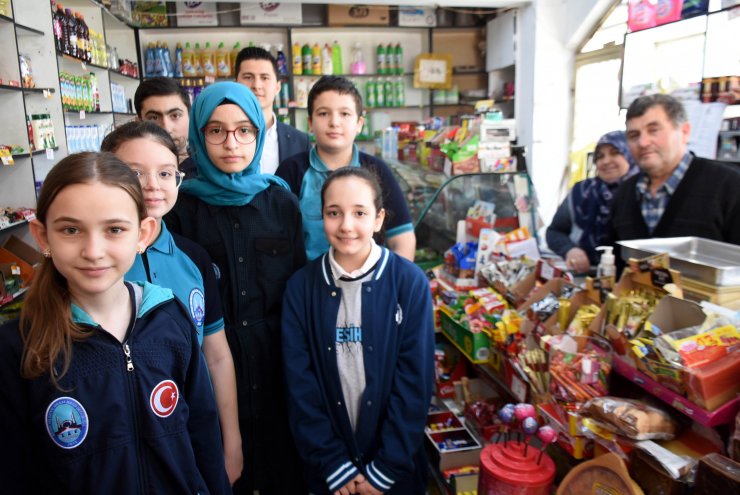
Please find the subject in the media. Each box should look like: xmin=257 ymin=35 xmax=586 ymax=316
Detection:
xmin=277 ymin=121 xmax=310 ymax=164
xmin=281 ymin=248 xmax=434 ymax=494
xmin=0 ymin=282 xmax=229 ymax=494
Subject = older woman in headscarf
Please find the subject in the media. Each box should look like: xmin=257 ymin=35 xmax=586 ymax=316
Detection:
xmin=547 ymin=131 xmax=638 ymax=273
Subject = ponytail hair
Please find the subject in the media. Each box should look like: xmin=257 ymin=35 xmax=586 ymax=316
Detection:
xmin=20 ymin=152 xmax=146 ymax=387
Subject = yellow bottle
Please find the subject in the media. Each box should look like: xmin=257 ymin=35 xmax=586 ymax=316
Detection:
xmin=231 ymin=42 xmax=242 ymax=77
xmin=311 ymin=42 xmax=321 ymax=75
xmin=292 ymin=41 xmax=302 ymax=75
xmin=194 ymin=42 xmax=204 ymax=76
xmin=182 ymin=42 xmax=196 ymax=77
xmin=202 ymin=41 xmax=216 ymax=77
xmin=215 ymin=42 xmax=230 ymax=78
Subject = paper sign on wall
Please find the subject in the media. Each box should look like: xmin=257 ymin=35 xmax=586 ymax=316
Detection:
xmin=240 ymin=3 xmax=302 ymax=25
xmin=176 ymin=2 xmax=218 ymax=27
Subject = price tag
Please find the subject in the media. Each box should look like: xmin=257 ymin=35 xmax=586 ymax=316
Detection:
xmin=205 ymin=75 xmax=215 ymax=84
xmin=43 ymin=89 xmax=50 ymax=99
xmin=510 ymin=373 xmax=527 ymax=403
xmin=0 ymin=217 xmax=9 ymax=228
xmin=46 ymin=148 xmax=54 ymax=160
xmin=540 ymin=262 xmax=555 ymax=280
xmin=81 ymin=61 xmax=87 ymax=71
xmin=277 ymin=107 xmax=289 ymax=116
xmin=1 ymin=156 xmax=12 ymax=166
xmin=11 ymin=264 xmax=21 ymax=276
xmin=80 ymin=110 xmax=86 ymax=119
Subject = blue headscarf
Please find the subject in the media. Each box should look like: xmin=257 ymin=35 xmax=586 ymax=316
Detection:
xmin=570 ymin=131 xmax=639 ymax=263
xmin=180 ymin=81 xmax=288 ymax=206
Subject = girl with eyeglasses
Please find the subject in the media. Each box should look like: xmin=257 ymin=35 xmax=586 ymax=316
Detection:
xmin=164 ymin=82 xmax=308 ymax=495
xmin=100 ymin=120 xmax=243 ymax=486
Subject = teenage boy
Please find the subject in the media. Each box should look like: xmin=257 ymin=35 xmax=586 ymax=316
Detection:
xmin=134 ymin=77 xmax=196 ymax=176
xmin=234 ymin=46 xmax=310 ymax=174
xmin=276 ymin=75 xmax=416 ymax=261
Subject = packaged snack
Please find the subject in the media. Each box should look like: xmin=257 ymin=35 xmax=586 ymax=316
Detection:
xmin=580 ymin=397 xmax=677 ymax=440
xmin=19 ymin=54 xmax=35 ymax=88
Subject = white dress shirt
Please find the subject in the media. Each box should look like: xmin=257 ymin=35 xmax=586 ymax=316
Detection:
xmin=260 ymin=112 xmax=280 ymax=175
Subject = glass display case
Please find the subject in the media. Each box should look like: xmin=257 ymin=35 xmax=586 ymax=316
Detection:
xmin=388 ymin=160 xmax=539 ymax=259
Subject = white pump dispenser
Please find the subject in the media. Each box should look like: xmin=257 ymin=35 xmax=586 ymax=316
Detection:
xmin=595 ymin=246 xmax=616 ymax=277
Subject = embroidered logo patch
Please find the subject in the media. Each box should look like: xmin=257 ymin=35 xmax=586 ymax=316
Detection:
xmin=45 ymin=397 xmax=88 ymax=449
xmin=395 ymin=304 xmax=403 ymax=325
xmin=150 ymin=380 xmax=179 ymax=418
xmin=188 ymin=288 xmax=205 ymax=327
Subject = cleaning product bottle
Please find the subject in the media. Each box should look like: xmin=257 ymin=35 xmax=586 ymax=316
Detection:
xmin=182 ymin=42 xmax=196 ymax=77
xmin=292 ymin=41 xmax=302 ymax=75
xmin=162 ymin=43 xmax=174 ymax=77
xmin=275 ymin=43 xmax=288 ymax=76
xmin=376 ymin=43 xmax=386 ymax=74
xmin=321 ymin=43 xmax=333 ymax=76
xmin=202 ymin=42 xmax=216 ymax=77
xmin=350 ymin=42 xmax=365 ymax=75
xmin=395 ymin=42 xmax=403 ymax=75
xmin=365 ymin=78 xmax=376 ymax=108
xmin=311 ymin=42 xmax=321 ymax=75
xmin=296 ymin=78 xmax=308 ymax=108
xmin=386 ymin=43 xmax=395 ymax=75
xmin=216 ymin=42 xmax=230 ymax=77
xmin=145 ymin=42 xmax=156 ymax=78
xmin=174 ymin=42 xmax=184 ymax=78
xmin=302 ymin=43 xmax=312 ymax=75
xmin=231 ymin=42 xmax=242 ymax=76
xmin=194 ymin=42 xmax=204 ymax=76
xmin=331 ymin=40 xmax=343 ymax=75
xmin=375 ymin=78 xmax=385 ymax=107
xmin=395 ymin=77 xmax=405 ymax=106
xmin=384 ymin=78 xmax=394 ymax=107
xmin=596 ymin=246 xmax=616 ymax=277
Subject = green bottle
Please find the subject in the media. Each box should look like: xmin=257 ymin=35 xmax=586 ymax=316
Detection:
xmin=376 ymin=78 xmax=385 ymax=107
xmin=395 ymin=43 xmax=403 ymax=75
xmin=376 ymin=44 xmax=386 ymax=75
xmin=365 ymin=78 xmax=376 ymax=108
xmin=302 ymin=43 xmax=312 ymax=75
xmin=384 ymin=78 xmax=394 ymax=107
xmin=395 ymin=78 xmax=405 ymax=106
xmin=332 ymin=40 xmax=343 ymax=75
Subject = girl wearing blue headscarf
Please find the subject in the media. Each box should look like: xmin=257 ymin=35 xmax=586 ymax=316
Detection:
xmin=547 ymin=130 xmax=639 ymax=273
xmin=165 ymin=82 xmax=308 ymax=494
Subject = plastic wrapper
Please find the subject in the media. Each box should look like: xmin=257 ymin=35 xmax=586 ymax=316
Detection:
xmin=654 ymin=314 xmax=740 ymax=369
xmin=580 ymin=397 xmax=677 ymax=440
xmin=19 ymin=54 xmax=35 ymax=89
xmin=547 ymin=334 xmax=612 ymax=404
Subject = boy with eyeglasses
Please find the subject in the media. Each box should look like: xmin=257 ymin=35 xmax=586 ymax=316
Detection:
xmin=101 ymin=121 xmax=244 ymax=485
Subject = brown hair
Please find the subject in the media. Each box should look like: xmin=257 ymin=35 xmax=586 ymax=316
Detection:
xmin=101 ymin=120 xmax=179 ymax=158
xmin=321 ymin=167 xmax=383 ymax=214
xmin=20 ymin=152 xmax=146 ymax=387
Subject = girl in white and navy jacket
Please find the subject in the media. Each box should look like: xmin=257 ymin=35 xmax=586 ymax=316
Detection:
xmin=282 ymin=167 xmax=434 ymax=495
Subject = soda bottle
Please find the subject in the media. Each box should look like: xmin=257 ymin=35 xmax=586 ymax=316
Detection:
xmin=365 ymin=79 xmax=376 ymax=108
xmin=64 ymin=8 xmax=77 ymax=58
xmin=311 ymin=43 xmax=321 ymax=75
xmin=53 ymin=3 xmax=65 ymax=53
xmin=78 ymin=13 xmax=90 ymax=62
xmin=302 ymin=43 xmax=311 ymax=75
xmin=292 ymin=42 xmax=302 ymax=75
xmin=376 ymin=44 xmax=386 ymax=75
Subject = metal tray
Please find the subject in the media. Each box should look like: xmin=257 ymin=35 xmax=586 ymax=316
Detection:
xmin=617 ymin=237 xmax=740 ymax=286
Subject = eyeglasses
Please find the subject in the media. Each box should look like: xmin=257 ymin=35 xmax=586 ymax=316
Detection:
xmin=202 ymin=126 xmax=258 ymax=145
xmin=133 ymin=169 xmax=186 ymax=188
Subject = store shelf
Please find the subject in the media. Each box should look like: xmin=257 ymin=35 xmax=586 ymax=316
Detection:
xmin=0 ymin=85 xmax=55 ymax=95
xmin=57 ymin=51 xmax=109 ymax=71
xmin=294 ymin=73 xmax=413 ymax=78
xmin=64 ymin=110 xmax=112 ymax=115
xmin=0 ymin=287 xmax=28 ymax=309
xmin=15 ymin=23 xmax=45 ymax=36
xmin=12 ymin=147 xmax=59 ymax=159
xmin=0 ymin=13 xmax=13 ymax=24
xmin=113 ymin=111 xmax=136 ymax=117
xmin=613 ymin=355 xmax=740 ymax=427
xmin=109 ymin=69 xmax=139 ymax=81
xmin=0 ymin=84 xmax=24 ymax=93
xmin=0 ymin=219 xmax=28 ymax=233
xmin=720 ymin=130 xmax=740 ymax=137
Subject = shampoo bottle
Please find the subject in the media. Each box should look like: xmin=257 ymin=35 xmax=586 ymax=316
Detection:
xmin=596 ymin=246 xmax=616 ymax=277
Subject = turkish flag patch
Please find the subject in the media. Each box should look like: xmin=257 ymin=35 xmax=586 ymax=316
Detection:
xmin=150 ymin=380 xmax=179 ymax=418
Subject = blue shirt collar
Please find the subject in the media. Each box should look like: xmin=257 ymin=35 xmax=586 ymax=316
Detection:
xmin=308 ymin=144 xmax=360 ymax=173
xmin=148 ymin=222 xmax=175 ymax=255
xmin=636 ymin=152 xmax=692 ymax=196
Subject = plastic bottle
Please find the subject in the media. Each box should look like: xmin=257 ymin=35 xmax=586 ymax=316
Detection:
xmin=194 ymin=42 xmax=204 ymax=76
xmin=311 ymin=43 xmax=321 ymax=75
xmin=275 ymin=43 xmax=288 ymax=76
xmin=375 ymin=78 xmax=385 ymax=107
xmin=384 ymin=78 xmax=394 ymax=107
xmin=321 ymin=43 xmax=333 ymax=76
xmin=350 ymin=42 xmax=365 ymax=75
xmin=395 ymin=42 xmax=403 ymax=75
xmin=365 ymin=78 xmax=376 ymax=108
xmin=596 ymin=246 xmax=616 ymax=277
xmin=89 ymin=72 xmax=99 ymax=111
xmin=163 ymin=43 xmax=174 ymax=77
xmin=302 ymin=43 xmax=312 ymax=75
xmin=296 ymin=78 xmax=308 ymax=108
xmin=386 ymin=43 xmax=395 ymax=75
xmin=174 ymin=42 xmax=184 ymax=78
xmin=331 ymin=40 xmax=343 ymax=75
xmin=231 ymin=42 xmax=241 ymax=76
xmin=202 ymin=42 xmax=216 ymax=77
xmin=292 ymin=42 xmax=302 ymax=75
xmin=65 ymin=8 xmax=77 ymax=58
xmin=376 ymin=43 xmax=386 ymax=75
xmin=77 ymin=13 xmax=90 ymax=62
xmin=395 ymin=77 xmax=405 ymax=106
xmin=53 ymin=4 xmax=65 ymax=53
xmin=280 ymin=84 xmax=290 ymax=108
xmin=182 ymin=42 xmax=196 ymax=77
xmin=216 ymin=42 xmax=230 ymax=77
xmin=144 ymin=42 xmax=156 ymax=78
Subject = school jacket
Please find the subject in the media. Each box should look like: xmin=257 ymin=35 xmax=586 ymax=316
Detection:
xmin=0 ymin=282 xmax=230 ymax=495
xmin=281 ymin=248 xmax=435 ymax=494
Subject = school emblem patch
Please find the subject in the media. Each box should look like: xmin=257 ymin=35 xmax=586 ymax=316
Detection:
xmin=150 ymin=380 xmax=179 ymax=418
xmin=188 ymin=288 xmax=205 ymax=327
xmin=45 ymin=397 xmax=88 ymax=449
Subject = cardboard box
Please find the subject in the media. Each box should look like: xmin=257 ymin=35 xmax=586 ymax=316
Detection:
xmin=439 ymin=310 xmax=490 ymax=364
xmin=0 ymin=235 xmax=41 ymax=289
xmin=328 ymin=5 xmax=389 ymax=26
xmin=426 ymin=427 xmax=482 ymax=471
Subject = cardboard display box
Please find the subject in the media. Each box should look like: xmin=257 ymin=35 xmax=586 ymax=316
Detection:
xmin=439 ymin=309 xmax=490 ymax=364
xmin=327 ymin=5 xmax=389 ymax=26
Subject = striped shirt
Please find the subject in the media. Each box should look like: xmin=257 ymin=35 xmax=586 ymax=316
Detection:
xmin=636 ymin=152 xmax=692 ymax=234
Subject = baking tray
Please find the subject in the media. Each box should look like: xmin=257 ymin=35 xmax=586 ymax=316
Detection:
xmin=617 ymin=237 xmax=740 ymax=286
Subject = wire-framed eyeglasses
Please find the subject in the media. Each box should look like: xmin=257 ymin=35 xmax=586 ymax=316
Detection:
xmin=133 ymin=169 xmax=186 ymax=188
xmin=202 ymin=125 xmax=258 ymax=145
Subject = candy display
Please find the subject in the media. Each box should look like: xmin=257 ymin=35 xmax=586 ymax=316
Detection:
xmin=546 ymin=334 xmax=612 ymax=404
